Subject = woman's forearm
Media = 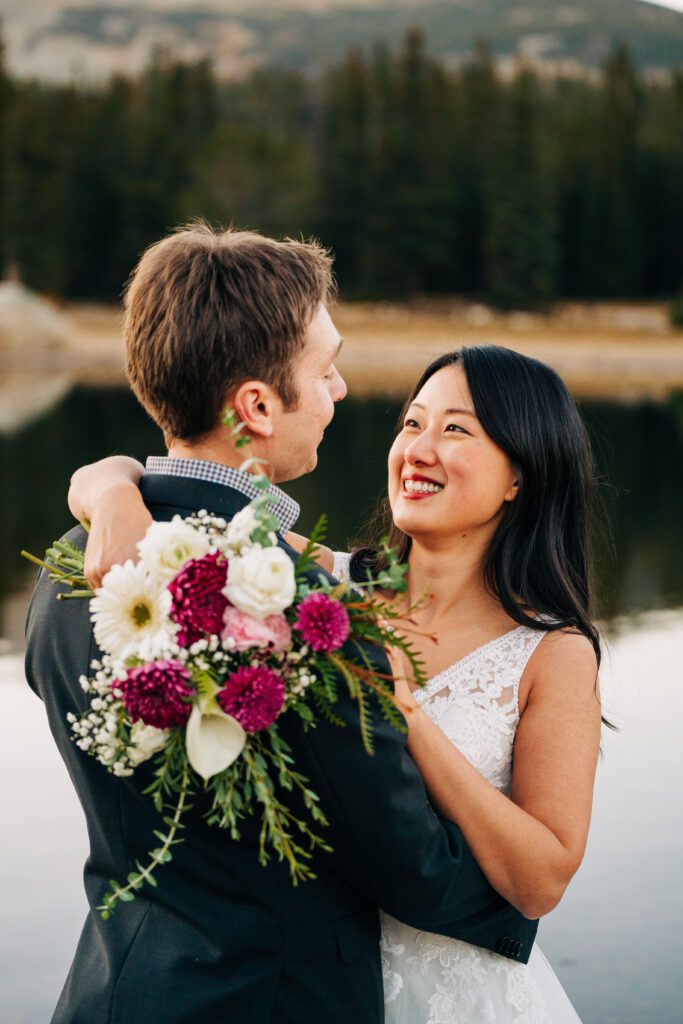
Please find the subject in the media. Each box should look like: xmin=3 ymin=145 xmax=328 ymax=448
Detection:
xmin=405 ymin=709 xmax=583 ymax=919
xmin=68 ymin=456 xmax=150 ymax=587
xmin=284 ymin=532 xmax=334 ymax=572
xmin=68 ymin=456 xmax=145 ymax=521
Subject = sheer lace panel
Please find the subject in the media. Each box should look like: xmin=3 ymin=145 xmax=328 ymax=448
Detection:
xmin=414 ymin=627 xmax=545 ymax=794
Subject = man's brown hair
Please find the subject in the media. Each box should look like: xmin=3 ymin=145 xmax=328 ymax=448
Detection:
xmin=124 ymin=222 xmax=335 ymax=442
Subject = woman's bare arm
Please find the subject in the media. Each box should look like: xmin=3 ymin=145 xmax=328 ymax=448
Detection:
xmin=395 ymin=630 xmax=601 ymax=919
xmin=68 ymin=458 xmax=335 ymax=587
xmin=284 ymin=531 xmax=334 ymax=572
xmin=68 ymin=456 xmax=151 ymax=587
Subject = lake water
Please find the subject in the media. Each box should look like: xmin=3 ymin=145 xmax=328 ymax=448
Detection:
xmin=1 ymin=385 xmax=682 ymax=1023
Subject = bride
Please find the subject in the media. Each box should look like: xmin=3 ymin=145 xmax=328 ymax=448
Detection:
xmin=69 ymin=344 xmax=602 ymax=1023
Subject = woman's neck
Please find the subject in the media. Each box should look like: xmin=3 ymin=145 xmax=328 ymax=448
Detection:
xmin=405 ymin=532 xmax=500 ymax=626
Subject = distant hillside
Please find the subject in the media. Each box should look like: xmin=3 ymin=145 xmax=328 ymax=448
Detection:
xmin=5 ymin=0 xmax=683 ymax=82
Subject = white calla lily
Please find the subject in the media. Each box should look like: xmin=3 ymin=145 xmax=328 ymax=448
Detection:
xmin=185 ymin=700 xmax=246 ymax=781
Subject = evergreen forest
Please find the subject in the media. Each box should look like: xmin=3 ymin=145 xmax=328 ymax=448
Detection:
xmin=1 ymin=31 xmax=683 ymax=308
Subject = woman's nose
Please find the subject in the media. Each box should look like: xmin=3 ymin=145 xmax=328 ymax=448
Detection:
xmin=404 ymin=430 xmax=437 ymax=466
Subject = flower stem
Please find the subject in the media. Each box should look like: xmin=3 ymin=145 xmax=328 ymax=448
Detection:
xmin=98 ymin=762 xmax=190 ymax=919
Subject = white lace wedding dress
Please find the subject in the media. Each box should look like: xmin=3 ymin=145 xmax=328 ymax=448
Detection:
xmin=333 ymin=552 xmax=583 ymax=1024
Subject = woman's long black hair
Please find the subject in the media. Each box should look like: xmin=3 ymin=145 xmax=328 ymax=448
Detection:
xmin=351 ymin=345 xmax=602 ymax=670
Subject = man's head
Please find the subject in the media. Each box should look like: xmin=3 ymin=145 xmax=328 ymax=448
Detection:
xmin=124 ymin=222 xmax=346 ymax=481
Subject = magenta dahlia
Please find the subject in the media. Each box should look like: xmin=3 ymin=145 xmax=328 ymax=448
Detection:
xmin=168 ymin=551 xmax=229 ymax=645
xmin=293 ymin=593 xmax=350 ymax=652
xmin=120 ymin=659 xmax=194 ymax=729
xmin=217 ymin=665 xmax=285 ymax=733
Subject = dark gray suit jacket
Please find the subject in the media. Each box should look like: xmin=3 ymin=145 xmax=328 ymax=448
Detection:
xmin=25 ymin=472 xmax=537 ymax=1024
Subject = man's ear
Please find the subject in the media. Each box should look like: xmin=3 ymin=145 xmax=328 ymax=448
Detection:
xmin=229 ymin=380 xmax=278 ymax=439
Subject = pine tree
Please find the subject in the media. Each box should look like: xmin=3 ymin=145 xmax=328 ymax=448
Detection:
xmin=483 ymin=65 xmax=559 ymax=309
xmin=590 ymin=46 xmax=643 ymax=297
xmin=3 ymin=82 xmax=81 ymax=294
xmin=0 ymin=28 xmax=9 ymax=275
xmin=375 ymin=29 xmax=455 ymax=295
xmin=317 ymin=48 xmax=372 ymax=292
xmin=454 ymin=41 xmax=502 ymax=294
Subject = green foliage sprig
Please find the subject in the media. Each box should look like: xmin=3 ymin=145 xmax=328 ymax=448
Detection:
xmin=21 ymin=534 xmax=93 ymax=598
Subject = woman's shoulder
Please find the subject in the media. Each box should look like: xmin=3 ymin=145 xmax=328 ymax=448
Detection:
xmin=535 ymin=627 xmax=598 ymax=668
xmin=520 ymin=626 xmax=599 ymax=711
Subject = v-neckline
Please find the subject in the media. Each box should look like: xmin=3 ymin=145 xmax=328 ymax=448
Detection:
xmin=415 ymin=625 xmax=526 ymax=701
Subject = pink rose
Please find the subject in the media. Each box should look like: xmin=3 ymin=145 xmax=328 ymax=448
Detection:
xmin=222 ymin=606 xmax=292 ymax=653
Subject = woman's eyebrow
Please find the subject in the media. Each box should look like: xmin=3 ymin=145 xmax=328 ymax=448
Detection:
xmin=409 ymin=401 xmax=477 ymax=417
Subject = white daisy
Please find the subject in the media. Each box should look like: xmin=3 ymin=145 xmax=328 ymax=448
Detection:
xmin=137 ymin=516 xmax=212 ymax=583
xmin=90 ymin=559 xmax=177 ymax=661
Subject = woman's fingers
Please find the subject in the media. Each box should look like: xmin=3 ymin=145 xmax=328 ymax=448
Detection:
xmin=83 ymin=499 xmax=153 ymax=589
xmin=386 ymin=647 xmax=419 ymax=715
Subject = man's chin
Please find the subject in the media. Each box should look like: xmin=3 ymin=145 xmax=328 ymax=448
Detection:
xmin=278 ymin=452 xmax=319 ymax=483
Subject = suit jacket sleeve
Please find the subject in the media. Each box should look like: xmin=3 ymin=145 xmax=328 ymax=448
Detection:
xmin=278 ymin=559 xmax=538 ymax=961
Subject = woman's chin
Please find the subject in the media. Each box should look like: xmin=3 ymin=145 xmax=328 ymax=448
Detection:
xmin=393 ymin=509 xmax=434 ymax=539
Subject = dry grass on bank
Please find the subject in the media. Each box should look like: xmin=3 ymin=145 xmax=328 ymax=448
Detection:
xmin=11 ymin=299 xmax=683 ymax=400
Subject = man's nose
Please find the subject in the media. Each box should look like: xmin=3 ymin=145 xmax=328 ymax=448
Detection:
xmin=333 ymin=368 xmax=347 ymax=402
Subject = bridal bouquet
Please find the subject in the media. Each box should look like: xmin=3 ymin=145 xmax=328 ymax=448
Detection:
xmin=23 ymin=458 xmax=420 ymax=919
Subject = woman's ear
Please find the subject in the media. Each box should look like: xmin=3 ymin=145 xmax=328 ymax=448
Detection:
xmin=229 ymin=381 xmax=277 ymax=439
xmin=504 ymin=478 xmax=520 ymax=503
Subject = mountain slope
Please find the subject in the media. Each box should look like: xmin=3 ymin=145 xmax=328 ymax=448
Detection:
xmin=4 ymin=0 xmax=683 ymax=82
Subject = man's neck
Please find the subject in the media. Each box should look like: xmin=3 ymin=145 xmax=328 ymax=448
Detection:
xmin=167 ymin=439 xmax=274 ymax=480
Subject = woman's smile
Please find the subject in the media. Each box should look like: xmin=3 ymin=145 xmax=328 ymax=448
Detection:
xmin=401 ymin=473 xmax=445 ymax=499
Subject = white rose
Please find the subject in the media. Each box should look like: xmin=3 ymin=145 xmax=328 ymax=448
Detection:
xmin=222 ymin=505 xmax=260 ymax=553
xmin=224 ymin=546 xmax=296 ymax=619
xmin=127 ymin=722 xmax=170 ymax=766
xmin=137 ymin=517 xmax=212 ymax=583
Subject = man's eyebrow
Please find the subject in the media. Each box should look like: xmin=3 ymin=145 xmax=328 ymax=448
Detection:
xmin=409 ymin=401 xmax=477 ymax=417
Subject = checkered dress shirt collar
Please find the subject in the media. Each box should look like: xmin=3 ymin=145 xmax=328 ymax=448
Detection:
xmin=144 ymin=456 xmax=300 ymax=534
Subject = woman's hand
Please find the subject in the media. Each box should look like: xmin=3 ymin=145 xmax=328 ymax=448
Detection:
xmin=68 ymin=457 xmax=149 ymax=588
xmin=387 ymin=645 xmax=420 ymax=719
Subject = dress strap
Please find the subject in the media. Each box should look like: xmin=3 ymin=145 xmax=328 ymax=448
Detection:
xmin=332 ymin=550 xmax=352 ymax=584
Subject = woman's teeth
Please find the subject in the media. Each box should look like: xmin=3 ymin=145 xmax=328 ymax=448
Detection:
xmin=403 ymin=480 xmax=444 ymax=494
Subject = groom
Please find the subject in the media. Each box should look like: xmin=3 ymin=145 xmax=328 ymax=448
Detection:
xmin=25 ymin=224 xmax=536 ymax=1024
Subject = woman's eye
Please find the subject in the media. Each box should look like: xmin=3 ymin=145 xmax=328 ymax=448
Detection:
xmin=403 ymin=418 xmax=420 ymax=429
xmin=445 ymin=423 xmax=467 ymax=434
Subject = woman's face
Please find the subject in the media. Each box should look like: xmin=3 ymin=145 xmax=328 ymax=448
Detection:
xmin=388 ymin=365 xmax=518 ymax=544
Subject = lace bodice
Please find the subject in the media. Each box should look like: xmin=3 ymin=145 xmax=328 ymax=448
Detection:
xmin=413 ymin=627 xmax=545 ymax=794
xmin=332 ymin=550 xmax=544 ymax=793
xmin=331 ymin=553 xmax=578 ymax=1024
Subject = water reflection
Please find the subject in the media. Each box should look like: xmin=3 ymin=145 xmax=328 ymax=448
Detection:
xmin=1 ymin=386 xmax=682 ymax=1023
xmin=3 ymin=386 xmax=682 ymax=647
